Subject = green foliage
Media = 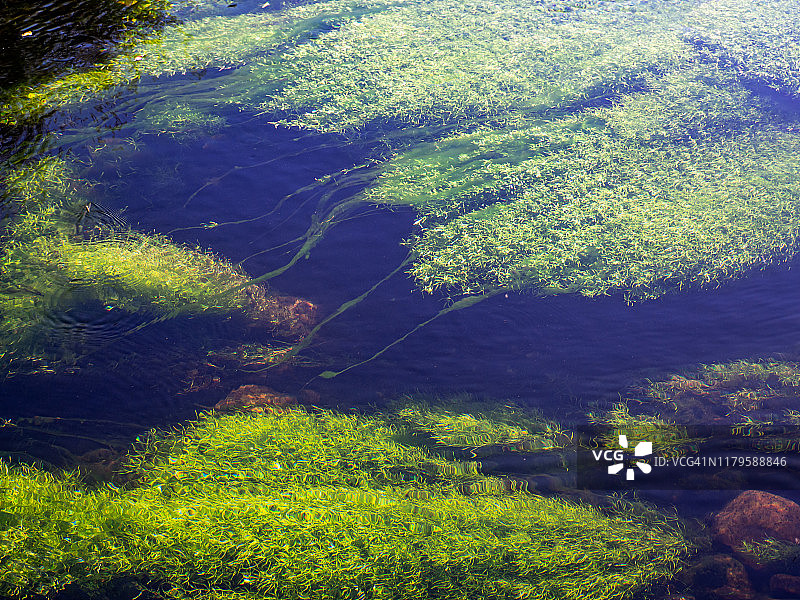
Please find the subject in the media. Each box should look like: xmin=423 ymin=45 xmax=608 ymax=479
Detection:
xmin=367 ymin=67 xmax=800 ymax=299
xmin=141 ymin=100 xmax=227 ymax=138
xmin=0 ymin=157 xmax=253 ymax=370
xmin=684 ymin=0 xmax=800 ymax=99
xmin=391 ymin=394 xmax=568 ymax=451
xmin=645 ymin=359 xmax=800 ymax=413
xmin=590 ymin=403 xmax=705 ymax=458
xmin=0 ymin=409 xmax=692 ymax=599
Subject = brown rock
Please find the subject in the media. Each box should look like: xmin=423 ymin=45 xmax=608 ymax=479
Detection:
xmin=771 ymin=574 xmax=800 ymax=597
xmin=214 ymin=385 xmax=296 ymax=414
xmin=245 ymin=286 xmax=320 ymax=339
xmin=713 ymin=490 xmax=800 ymax=550
xmin=680 ymin=554 xmax=754 ymax=600
xmin=78 ymin=447 xmax=123 ymax=482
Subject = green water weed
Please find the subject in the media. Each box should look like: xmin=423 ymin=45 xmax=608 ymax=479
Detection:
xmin=0 ymin=408 xmax=693 ymax=599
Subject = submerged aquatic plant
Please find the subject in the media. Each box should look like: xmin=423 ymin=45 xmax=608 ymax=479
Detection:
xmin=391 ymin=394 xmax=568 ymax=451
xmin=365 ymin=67 xmax=800 ymax=300
xmin=698 ymin=359 xmax=800 ymax=387
xmin=590 ymin=403 xmax=705 ymax=458
xmin=5 ymin=0 xmax=800 ymax=375
xmin=0 ymin=0 xmax=398 ymax=126
xmin=639 ymin=359 xmax=800 ymax=447
xmin=684 ymin=0 xmax=800 ymax=99
xmin=0 ymin=157 xmax=266 ymax=370
xmin=0 ymin=408 xmax=692 ymax=599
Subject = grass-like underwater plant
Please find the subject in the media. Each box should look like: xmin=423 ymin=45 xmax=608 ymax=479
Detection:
xmin=365 ymin=66 xmax=800 ymax=300
xmin=589 ymin=403 xmax=706 ymax=458
xmin=0 ymin=156 xmax=267 ymax=371
xmin=684 ymin=0 xmax=800 ymax=99
xmin=740 ymin=538 xmax=800 ymax=573
xmin=0 ymin=408 xmax=692 ymax=599
xmin=390 ymin=394 xmax=569 ymax=452
xmin=645 ymin=359 xmax=800 ymax=409
xmin=6 ymin=0 xmax=800 ymax=377
xmin=0 ymin=0 xmax=398 ymax=126
xmin=698 ymin=359 xmax=800 ymax=388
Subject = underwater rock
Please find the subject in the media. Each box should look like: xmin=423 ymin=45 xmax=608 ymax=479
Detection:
xmin=770 ymin=574 xmax=800 ymax=597
xmin=214 ymin=384 xmax=296 ymax=413
xmin=679 ymin=554 xmax=754 ymax=600
xmin=297 ymin=388 xmax=322 ymax=404
xmin=244 ymin=286 xmax=320 ymax=339
xmin=713 ymin=490 xmax=800 ymax=550
xmin=77 ymin=448 xmax=127 ymax=484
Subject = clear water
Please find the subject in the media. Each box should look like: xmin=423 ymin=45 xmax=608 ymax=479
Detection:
xmin=4 ymin=0 xmax=800 ymax=596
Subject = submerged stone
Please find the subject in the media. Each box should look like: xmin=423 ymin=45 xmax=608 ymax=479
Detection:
xmin=770 ymin=574 xmax=800 ymax=598
xmin=214 ymin=384 xmax=296 ymax=412
xmin=679 ymin=554 xmax=755 ymax=600
xmin=713 ymin=490 xmax=800 ymax=550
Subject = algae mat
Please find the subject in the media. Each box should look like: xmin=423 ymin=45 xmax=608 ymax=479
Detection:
xmin=0 ymin=409 xmax=691 ymax=599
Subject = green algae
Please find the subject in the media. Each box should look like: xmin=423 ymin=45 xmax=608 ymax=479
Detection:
xmin=0 ymin=157 xmax=258 ymax=371
xmin=391 ymin=394 xmax=568 ymax=452
xmin=0 ymin=408 xmax=692 ymax=599
xmin=590 ymin=403 xmax=706 ymax=458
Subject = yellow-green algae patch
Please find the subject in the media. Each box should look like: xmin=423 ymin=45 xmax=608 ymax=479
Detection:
xmin=0 ymin=408 xmax=691 ymax=599
xmin=0 ymin=157 xmax=256 ymax=369
xmin=391 ymin=394 xmax=568 ymax=451
xmin=365 ymin=67 xmax=800 ymax=300
xmin=0 ymin=0 xmax=398 ymax=126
